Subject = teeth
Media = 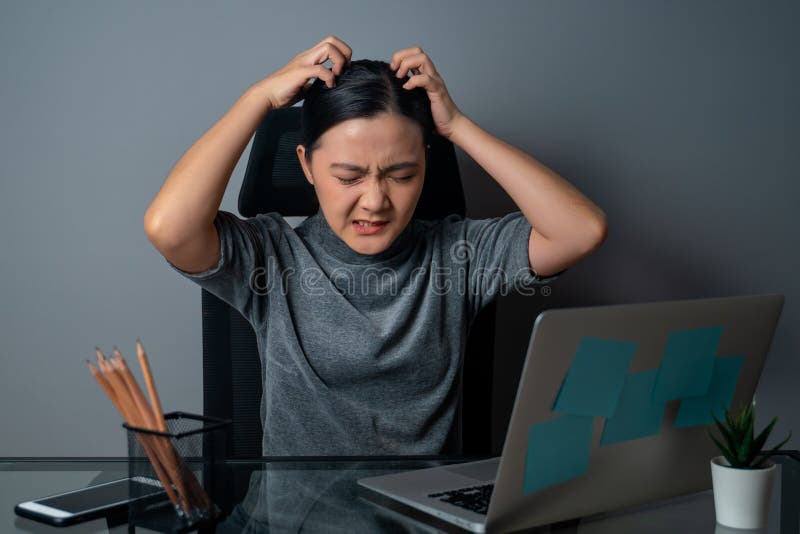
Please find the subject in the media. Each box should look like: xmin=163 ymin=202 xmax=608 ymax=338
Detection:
xmin=356 ymin=221 xmax=382 ymax=226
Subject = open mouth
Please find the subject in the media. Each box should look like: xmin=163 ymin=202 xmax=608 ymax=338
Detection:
xmin=352 ymin=220 xmax=389 ymax=235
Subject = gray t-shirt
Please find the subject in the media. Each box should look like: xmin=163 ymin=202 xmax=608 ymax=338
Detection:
xmin=166 ymin=209 xmax=562 ymax=455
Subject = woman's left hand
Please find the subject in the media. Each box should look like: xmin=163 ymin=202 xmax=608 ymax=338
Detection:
xmin=390 ymin=46 xmax=465 ymax=139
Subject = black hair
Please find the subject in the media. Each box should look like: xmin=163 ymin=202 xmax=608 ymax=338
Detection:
xmin=300 ymin=59 xmax=435 ymax=162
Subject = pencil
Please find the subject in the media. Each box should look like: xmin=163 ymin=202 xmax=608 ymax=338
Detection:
xmin=112 ymin=346 xmax=211 ymax=512
xmin=108 ymin=349 xmax=194 ymax=513
xmin=131 ymin=341 xmax=213 ymax=511
xmin=97 ymin=353 xmax=178 ymax=496
xmin=135 ymin=339 xmax=167 ymax=432
xmin=107 ymin=353 xmax=192 ymax=514
xmin=90 ymin=344 xmax=214 ymax=514
xmin=87 ymin=358 xmax=181 ymax=508
xmin=123 ymin=344 xmax=213 ymax=510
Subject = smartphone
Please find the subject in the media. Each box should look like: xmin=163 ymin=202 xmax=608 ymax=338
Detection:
xmin=14 ymin=476 xmax=166 ymax=527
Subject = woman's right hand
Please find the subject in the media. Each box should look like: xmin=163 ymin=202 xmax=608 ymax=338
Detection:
xmin=255 ymin=35 xmax=353 ymax=110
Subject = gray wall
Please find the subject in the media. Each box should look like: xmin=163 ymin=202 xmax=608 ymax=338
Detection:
xmin=1 ymin=0 xmax=797 ymax=457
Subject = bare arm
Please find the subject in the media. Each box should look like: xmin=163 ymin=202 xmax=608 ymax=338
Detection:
xmin=143 ymin=83 xmax=274 ymax=273
xmin=144 ymin=36 xmax=352 ymax=274
xmin=389 ymin=47 xmax=607 ymax=278
xmin=448 ymin=115 xmax=607 ymax=278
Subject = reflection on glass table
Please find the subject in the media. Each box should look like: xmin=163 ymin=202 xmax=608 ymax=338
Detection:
xmin=1 ymin=455 xmax=797 ymax=533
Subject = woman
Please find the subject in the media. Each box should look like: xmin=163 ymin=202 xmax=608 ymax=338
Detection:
xmin=144 ymin=36 xmax=607 ymax=456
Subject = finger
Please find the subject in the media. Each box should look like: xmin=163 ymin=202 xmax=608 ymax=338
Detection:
xmin=395 ymin=52 xmax=437 ymax=79
xmin=321 ymin=35 xmax=353 ymax=62
xmin=389 ymin=46 xmax=424 ymax=71
xmin=319 ymin=35 xmax=353 ymax=68
xmin=403 ymin=72 xmax=434 ymax=91
xmin=306 ymin=64 xmax=336 ymax=88
xmin=308 ymin=41 xmax=349 ymax=77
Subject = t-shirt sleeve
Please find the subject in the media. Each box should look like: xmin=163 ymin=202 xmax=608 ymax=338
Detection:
xmin=450 ymin=211 xmax=566 ymax=316
xmin=164 ymin=209 xmax=280 ymax=331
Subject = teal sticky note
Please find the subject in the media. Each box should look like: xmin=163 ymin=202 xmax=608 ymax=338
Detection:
xmin=674 ymin=354 xmax=744 ymax=428
xmin=523 ymin=415 xmax=594 ymax=495
xmin=601 ymin=370 xmax=666 ymax=445
xmin=552 ymin=337 xmax=637 ymax=418
xmin=653 ymin=326 xmax=723 ymax=403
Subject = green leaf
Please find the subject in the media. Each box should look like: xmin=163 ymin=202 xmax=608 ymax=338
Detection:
xmin=738 ymin=423 xmax=754 ymax=466
xmin=744 ymin=401 xmax=755 ymax=426
xmin=764 ymin=431 xmax=792 ymax=456
xmin=742 ymin=402 xmax=755 ymax=432
xmin=712 ymin=413 xmax=739 ymax=456
xmin=731 ymin=402 xmax=749 ymax=441
xmin=735 ymin=402 xmax=745 ymax=427
xmin=724 ymin=404 xmax=737 ymax=429
xmin=707 ymin=400 xmax=793 ymax=469
xmin=752 ymin=434 xmax=786 ymax=470
xmin=757 ymin=432 xmax=792 ymax=467
xmin=709 ymin=432 xmax=736 ymax=466
xmin=752 ymin=417 xmax=778 ymax=454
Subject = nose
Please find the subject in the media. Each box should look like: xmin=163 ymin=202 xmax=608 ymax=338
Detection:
xmin=359 ymin=176 xmax=390 ymax=212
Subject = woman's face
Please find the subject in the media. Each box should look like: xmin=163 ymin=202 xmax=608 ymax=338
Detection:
xmin=297 ymin=112 xmax=426 ymax=255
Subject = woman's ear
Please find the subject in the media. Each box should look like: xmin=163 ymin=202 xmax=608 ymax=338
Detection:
xmin=296 ymin=144 xmax=314 ymax=185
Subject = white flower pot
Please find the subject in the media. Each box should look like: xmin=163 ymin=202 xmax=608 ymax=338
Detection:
xmin=710 ymin=455 xmax=776 ymax=529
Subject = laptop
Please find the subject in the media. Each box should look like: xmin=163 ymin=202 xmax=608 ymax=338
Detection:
xmin=357 ymin=293 xmax=785 ymax=533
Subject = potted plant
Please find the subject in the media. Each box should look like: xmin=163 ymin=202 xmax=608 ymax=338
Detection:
xmin=708 ymin=396 xmax=792 ymax=529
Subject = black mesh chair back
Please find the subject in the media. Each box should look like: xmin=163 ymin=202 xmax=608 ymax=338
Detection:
xmin=202 ymin=106 xmax=497 ymax=457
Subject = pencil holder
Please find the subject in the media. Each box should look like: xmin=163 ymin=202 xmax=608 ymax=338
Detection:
xmin=124 ymin=411 xmax=230 ymax=533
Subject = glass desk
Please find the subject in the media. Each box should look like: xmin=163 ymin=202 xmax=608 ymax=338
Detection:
xmin=1 ymin=455 xmax=797 ymax=533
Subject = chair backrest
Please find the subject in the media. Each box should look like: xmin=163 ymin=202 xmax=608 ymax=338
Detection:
xmin=202 ymin=106 xmax=497 ymax=457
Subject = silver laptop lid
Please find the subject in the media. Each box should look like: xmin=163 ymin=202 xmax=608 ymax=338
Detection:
xmin=486 ymin=293 xmax=784 ymax=532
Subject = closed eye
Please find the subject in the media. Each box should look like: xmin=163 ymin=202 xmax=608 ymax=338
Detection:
xmin=336 ymin=175 xmax=415 ymax=185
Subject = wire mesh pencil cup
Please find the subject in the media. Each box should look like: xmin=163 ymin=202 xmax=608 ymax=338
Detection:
xmin=124 ymin=411 xmax=230 ymax=533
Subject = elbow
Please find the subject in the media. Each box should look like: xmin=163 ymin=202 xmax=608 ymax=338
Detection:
xmin=593 ymin=213 xmax=608 ymax=247
xmin=143 ymin=207 xmax=181 ymax=252
xmin=581 ymin=213 xmax=608 ymax=256
xmin=143 ymin=206 xmax=162 ymax=244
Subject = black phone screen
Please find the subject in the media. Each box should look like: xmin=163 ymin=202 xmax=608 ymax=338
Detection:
xmin=37 ymin=479 xmax=160 ymax=513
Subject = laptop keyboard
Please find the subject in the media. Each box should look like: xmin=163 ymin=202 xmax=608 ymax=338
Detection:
xmin=427 ymin=483 xmax=495 ymax=515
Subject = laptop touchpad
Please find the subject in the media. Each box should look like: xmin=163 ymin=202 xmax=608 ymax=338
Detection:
xmin=443 ymin=459 xmax=498 ymax=481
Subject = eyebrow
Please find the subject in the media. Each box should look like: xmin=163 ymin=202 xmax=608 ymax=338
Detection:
xmin=329 ymin=161 xmax=419 ymax=173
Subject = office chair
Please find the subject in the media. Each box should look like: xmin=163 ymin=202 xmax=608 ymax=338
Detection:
xmin=201 ymin=106 xmax=498 ymax=458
